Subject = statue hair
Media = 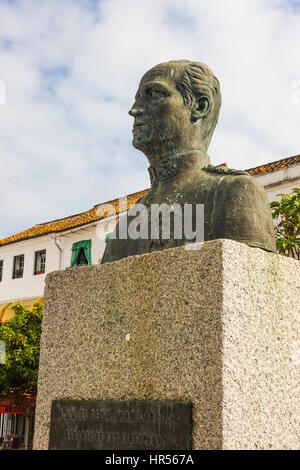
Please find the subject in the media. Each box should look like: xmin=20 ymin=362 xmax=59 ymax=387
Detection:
xmin=171 ymin=60 xmax=221 ymax=149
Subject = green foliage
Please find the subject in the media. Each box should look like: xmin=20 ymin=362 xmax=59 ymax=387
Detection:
xmin=0 ymin=303 xmax=42 ymax=399
xmin=270 ymin=188 xmax=300 ymax=260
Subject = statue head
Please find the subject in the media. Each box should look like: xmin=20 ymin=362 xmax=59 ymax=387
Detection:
xmin=129 ymin=60 xmax=221 ymax=162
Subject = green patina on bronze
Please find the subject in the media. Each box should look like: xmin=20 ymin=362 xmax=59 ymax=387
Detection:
xmin=102 ymin=60 xmax=276 ymax=263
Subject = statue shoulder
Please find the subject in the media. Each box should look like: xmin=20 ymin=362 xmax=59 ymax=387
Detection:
xmin=203 ymin=165 xmax=268 ymax=200
xmin=202 ymin=164 xmax=249 ymax=176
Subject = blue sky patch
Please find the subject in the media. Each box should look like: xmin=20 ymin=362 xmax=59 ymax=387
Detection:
xmin=163 ymin=6 xmax=197 ymax=31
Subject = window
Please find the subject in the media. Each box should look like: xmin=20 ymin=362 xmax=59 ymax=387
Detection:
xmin=0 ymin=260 xmax=3 ymax=282
xmin=34 ymin=250 xmax=46 ymax=275
xmin=13 ymin=255 xmax=24 ymax=279
xmin=70 ymin=240 xmax=92 ymax=267
xmin=77 ymin=248 xmax=88 ymax=266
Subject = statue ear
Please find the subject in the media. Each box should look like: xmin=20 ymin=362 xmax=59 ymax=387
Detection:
xmin=191 ymin=97 xmax=210 ymax=123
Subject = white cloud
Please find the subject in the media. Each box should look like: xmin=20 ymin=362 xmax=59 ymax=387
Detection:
xmin=0 ymin=0 xmax=300 ymax=238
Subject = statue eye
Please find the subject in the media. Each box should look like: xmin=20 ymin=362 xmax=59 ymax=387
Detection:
xmin=145 ymin=87 xmax=166 ymax=101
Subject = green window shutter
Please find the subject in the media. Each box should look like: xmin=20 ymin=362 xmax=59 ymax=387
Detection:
xmin=70 ymin=240 xmax=92 ymax=266
xmin=70 ymin=247 xmax=79 ymax=267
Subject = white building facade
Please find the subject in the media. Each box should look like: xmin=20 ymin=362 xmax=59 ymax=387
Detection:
xmin=249 ymin=154 xmax=300 ymax=202
xmin=0 ymin=207 xmax=122 ymax=321
xmin=0 ymin=224 xmax=108 ymax=303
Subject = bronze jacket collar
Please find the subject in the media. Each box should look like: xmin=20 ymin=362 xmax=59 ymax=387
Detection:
xmin=148 ymin=152 xmax=210 ymax=185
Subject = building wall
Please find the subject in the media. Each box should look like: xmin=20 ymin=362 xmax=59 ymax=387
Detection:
xmin=0 ymin=235 xmax=57 ymax=303
xmin=254 ymin=164 xmax=300 ymax=202
xmin=0 ymin=216 xmax=117 ymax=303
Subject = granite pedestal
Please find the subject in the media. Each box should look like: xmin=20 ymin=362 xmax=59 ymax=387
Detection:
xmin=33 ymin=239 xmax=300 ymax=450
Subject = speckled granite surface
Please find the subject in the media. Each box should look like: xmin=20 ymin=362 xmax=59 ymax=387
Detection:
xmin=33 ymin=239 xmax=300 ymax=450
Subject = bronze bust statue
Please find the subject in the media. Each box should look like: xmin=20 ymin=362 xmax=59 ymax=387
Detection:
xmin=102 ymin=60 xmax=276 ymax=263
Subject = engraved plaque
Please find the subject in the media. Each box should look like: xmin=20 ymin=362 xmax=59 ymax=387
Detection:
xmin=49 ymin=400 xmax=192 ymax=450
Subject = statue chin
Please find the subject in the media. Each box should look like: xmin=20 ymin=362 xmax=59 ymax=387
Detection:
xmin=132 ymin=136 xmax=142 ymax=149
xmin=132 ymin=133 xmax=150 ymax=153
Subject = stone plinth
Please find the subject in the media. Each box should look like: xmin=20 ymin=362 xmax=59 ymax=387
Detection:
xmin=33 ymin=239 xmax=300 ymax=450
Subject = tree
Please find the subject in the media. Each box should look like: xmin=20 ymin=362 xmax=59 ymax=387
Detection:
xmin=270 ymin=188 xmax=300 ymax=260
xmin=0 ymin=302 xmax=42 ymax=400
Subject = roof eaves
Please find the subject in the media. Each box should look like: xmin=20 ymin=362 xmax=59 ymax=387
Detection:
xmin=246 ymin=154 xmax=300 ymax=176
xmin=0 ymin=189 xmax=148 ymax=247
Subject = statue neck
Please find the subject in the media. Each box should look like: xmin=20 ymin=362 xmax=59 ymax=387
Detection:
xmin=147 ymin=150 xmax=210 ymax=186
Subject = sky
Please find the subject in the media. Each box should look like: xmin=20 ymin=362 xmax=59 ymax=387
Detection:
xmin=0 ymin=0 xmax=300 ymax=239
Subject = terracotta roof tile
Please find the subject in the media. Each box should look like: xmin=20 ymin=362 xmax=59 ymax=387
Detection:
xmin=0 ymin=190 xmax=148 ymax=247
xmin=246 ymin=153 xmax=300 ymax=176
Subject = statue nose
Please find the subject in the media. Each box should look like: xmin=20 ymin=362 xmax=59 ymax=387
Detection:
xmin=128 ymin=106 xmax=143 ymax=117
